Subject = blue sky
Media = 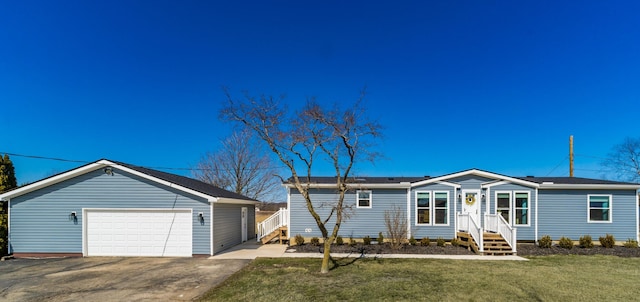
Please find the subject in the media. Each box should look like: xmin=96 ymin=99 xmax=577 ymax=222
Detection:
xmin=2 ymin=1 xmax=639 ymax=186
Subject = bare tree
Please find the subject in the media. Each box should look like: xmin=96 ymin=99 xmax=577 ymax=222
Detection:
xmin=384 ymin=205 xmax=407 ymax=250
xmin=193 ymin=130 xmax=282 ymax=201
xmin=602 ymin=137 xmax=640 ymax=183
xmin=220 ymin=88 xmax=382 ymax=273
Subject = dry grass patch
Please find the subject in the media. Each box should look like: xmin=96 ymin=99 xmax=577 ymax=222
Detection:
xmin=199 ymin=256 xmax=640 ymax=301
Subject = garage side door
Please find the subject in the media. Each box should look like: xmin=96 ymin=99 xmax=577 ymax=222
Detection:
xmin=85 ymin=209 xmax=192 ymax=257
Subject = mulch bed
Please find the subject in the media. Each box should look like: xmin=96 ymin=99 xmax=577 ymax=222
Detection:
xmin=290 ymin=243 xmax=640 ymax=257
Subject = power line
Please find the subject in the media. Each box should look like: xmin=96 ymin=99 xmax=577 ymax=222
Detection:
xmin=545 ymin=156 xmax=568 ymax=176
xmin=0 ymin=151 xmax=285 ymax=172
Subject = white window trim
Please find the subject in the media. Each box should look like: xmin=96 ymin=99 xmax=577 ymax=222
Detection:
xmin=494 ymin=191 xmax=531 ymax=227
xmin=356 ymin=190 xmax=372 ymax=209
xmin=433 ymin=191 xmax=450 ymax=226
xmin=495 ymin=191 xmax=512 ymax=224
xmin=587 ymin=194 xmax=613 ymax=223
xmin=415 ymin=191 xmax=431 ymax=225
xmin=513 ymin=191 xmax=531 ymax=227
xmin=414 ymin=190 xmax=449 ymax=226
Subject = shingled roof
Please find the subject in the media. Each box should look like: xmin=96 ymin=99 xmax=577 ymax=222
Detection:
xmin=513 ymin=176 xmax=637 ymax=185
xmin=113 ymin=160 xmax=257 ymax=201
xmin=288 ymin=176 xmax=429 ymax=184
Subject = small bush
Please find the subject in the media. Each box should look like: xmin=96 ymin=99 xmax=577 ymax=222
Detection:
xmin=349 ymin=237 xmax=356 ymax=246
xmin=558 ymin=236 xmax=574 ymax=249
xmin=377 ymin=232 xmax=385 ymax=245
xmin=451 ymin=238 xmax=460 ymax=247
xmin=538 ymin=235 xmax=552 ymax=248
xmin=579 ymin=235 xmax=594 ymax=248
xmin=336 ymin=236 xmax=343 ymax=245
xmin=409 ymin=235 xmax=417 ymax=246
xmin=310 ymin=237 xmax=320 ymax=246
xmin=421 ymin=237 xmax=431 ymax=246
xmin=436 ymin=237 xmax=446 ymax=247
xmin=599 ymin=234 xmax=616 ymax=248
xmin=363 ymin=236 xmax=372 ymax=245
xmin=294 ymin=234 xmax=305 ymax=246
xmin=624 ymin=238 xmax=638 ymax=248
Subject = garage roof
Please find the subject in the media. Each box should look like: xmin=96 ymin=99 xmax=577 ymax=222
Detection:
xmin=0 ymin=159 xmax=258 ymax=204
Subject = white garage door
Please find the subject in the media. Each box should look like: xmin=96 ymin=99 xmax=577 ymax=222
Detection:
xmin=85 ymin=209 xmax=192 ymax=257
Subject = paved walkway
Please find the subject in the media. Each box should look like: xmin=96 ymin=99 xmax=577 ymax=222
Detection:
xmin=210 ymin=241 xmax=528 ymax=261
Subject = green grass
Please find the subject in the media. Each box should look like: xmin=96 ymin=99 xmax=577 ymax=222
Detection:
xmin=199 ymin=256 xmax=640 ymax=301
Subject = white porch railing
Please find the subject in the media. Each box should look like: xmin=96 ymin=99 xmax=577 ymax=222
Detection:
xmin=257 ymin=208 xmax=288 ymax=242
xmin=484 ymin=213 xmax=517 ymax=253
xmin=457 ymin=212 xmax=483 ymax=253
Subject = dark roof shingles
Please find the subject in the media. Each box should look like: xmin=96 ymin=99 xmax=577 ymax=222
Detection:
xmin=114 ymin=161 xmax=257 ymax=201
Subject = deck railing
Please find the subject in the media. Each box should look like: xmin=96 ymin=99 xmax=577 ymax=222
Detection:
xmin=257 ymin=208 xmax=288 ymax=242
xmin=484 ymin=213 xmax=517 ymax=253
xmin=457 ymin=212 xmax=483 ymax=253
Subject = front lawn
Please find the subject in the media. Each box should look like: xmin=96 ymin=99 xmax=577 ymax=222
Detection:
xmin=199 ymin=256 xmax=640 ymax=301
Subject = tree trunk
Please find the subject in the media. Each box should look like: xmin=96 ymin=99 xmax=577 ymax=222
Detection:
xmin=320 ymin=239 xmax=332 ymax=273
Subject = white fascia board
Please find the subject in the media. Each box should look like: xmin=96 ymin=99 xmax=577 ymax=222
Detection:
xmin=539 ymin=184 xmax=640 ymax=190
xmin=215 ymin=197 xmax=260 ymax=205
xmin=283 ymin=183 xmax=411 ymax=189
xmin=411 ymin=169 xmax=539 ymax=188
xmin=435 ymin=181 xmax=461 ymax=188
xmin=0 ymin=162 xmax=106 ymax=200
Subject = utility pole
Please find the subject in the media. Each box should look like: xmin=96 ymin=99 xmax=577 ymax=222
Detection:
xmin=569 ymin=135 xmax=574 ymax=177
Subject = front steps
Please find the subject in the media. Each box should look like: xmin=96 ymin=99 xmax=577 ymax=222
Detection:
xmin=261 ymin=226 xmax=288 ymax=244
xmin=457 ymin=231 xmax=514 ymax=256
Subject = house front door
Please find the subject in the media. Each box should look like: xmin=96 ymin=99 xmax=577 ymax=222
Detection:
xmin=461 ymin=190 xmax=481 ymax=225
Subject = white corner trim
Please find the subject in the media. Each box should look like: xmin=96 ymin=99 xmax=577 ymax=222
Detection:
xmin=406 ymin=188 xmax=411 ymax=239
xmin=210 ymin=203 xmax=214 ymax=256
xmin=535 ymin=188 xmax=539 ymax=243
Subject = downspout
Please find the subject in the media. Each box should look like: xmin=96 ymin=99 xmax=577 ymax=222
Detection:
xmin=406 ymin=188 xmax=411 ymax=239
xmin=535 ymin=188 xmax=539 ymax=243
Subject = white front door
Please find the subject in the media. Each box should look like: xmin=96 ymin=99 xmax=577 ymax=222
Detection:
xmin=461 ymin=190 xmax=481 ymax=225
xmin=241 ymin=207 xmax=248 ymax=242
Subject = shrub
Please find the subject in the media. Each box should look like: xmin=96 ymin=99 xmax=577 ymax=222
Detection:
xmin=336 ymin=236 xmax=343 ymax=245
xmin=451 ymin=238 xmax=460 ymax=247
xmin=384 ymin=205 xmax=408 ymax=250
xmin=363 ymin=236 xmax=372 ymax=245
xmin=294 ymin=234 xmax=305 ymax=246
xmin=377 ymin=232 xmax=385 ymax=245
xmin=624 ymin=238 xmax=638 ymax=248
xmin=558 ymin=236 xmax=573 ymax=249
xmin=599 ymin=234 xmax=615 ymax=248
xmin=579 ymin=235 xmax=594 ymax=248
xmin=436 ymin=237 xmax=446 ymax=247
xmin=538 ymin=235 xmax=552 ymax=248
xmin=349 ymin=237 xmax=356 ymax=246
xmin=310 ymin=237 xmax=320 ymax=246
xmin=409 ymin=235 xmax=417 ymax=246
xmin=421 ymin=237 xmax=431 ymax=246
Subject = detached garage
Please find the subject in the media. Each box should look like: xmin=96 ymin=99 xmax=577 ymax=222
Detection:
xmin=0 ymin=159 xmax=258 ymax=258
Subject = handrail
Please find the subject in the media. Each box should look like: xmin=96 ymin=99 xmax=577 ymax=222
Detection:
xmin=484 ymin=213 xmax=517 ymax=253
xmin=457 ymin=212 xmax=483 ymax=253
xmin=257 ymin=208 xmax=288 ymax=242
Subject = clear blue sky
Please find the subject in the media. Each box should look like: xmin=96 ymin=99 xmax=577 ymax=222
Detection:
xmin=2 ymin=1 xmax=639 ymax=185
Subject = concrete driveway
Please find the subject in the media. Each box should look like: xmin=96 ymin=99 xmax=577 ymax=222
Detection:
xmin=0 ymin=257 xmax=250 ymax=301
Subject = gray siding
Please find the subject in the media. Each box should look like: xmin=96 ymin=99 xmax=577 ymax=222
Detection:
xmin=538 ymin=189 xmax=637 ymax=241
xmin=411 ymin=184 xmax=456 ymax=239
xmin=489 ymin=183 xmax=536 ymax=240
xmin=213 ymin=203 xmax=255 ymax=254
xmin=9 ymin=168 xmax=211 ymax=255
xmin=289 ymin=188 xmax=407 ymax=239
